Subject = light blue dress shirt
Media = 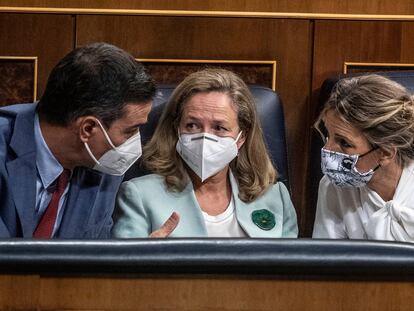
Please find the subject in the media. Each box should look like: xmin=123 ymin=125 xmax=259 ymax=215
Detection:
xmin=34 ymin=113 xmax=70 ymax=237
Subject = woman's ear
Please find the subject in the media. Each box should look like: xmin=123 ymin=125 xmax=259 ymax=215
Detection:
xmin=237 ymin=131 xmax=247 ymax=149
xmin=377 ymin=146 xmax=398 ymax=167
xmin=76 ymin=116 xmax=99 ymax=143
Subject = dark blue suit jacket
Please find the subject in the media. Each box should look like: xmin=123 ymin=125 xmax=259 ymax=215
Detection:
xmin=0 ymin=103 xmax=123 ymax=238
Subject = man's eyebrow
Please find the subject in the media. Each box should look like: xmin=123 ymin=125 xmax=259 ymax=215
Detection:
xmin=125 ymin=123 xmax=142 ymax=130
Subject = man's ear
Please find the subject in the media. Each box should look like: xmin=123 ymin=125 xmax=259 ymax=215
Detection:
xmin=76 ymin=116 xmax=99 ymax=143
xmin=377 ymin=146 xmax=398 ymax=167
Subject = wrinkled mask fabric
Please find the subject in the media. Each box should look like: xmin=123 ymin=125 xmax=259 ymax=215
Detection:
xmin=84 ymin=119 xmax=142 ymax=176
xmin=321 ymin=148 xmax=378 ymax=187
xmin=176 ymin=132 xmax=242 ymax=181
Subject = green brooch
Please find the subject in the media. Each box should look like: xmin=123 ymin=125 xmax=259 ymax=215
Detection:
xmin=251 ymin=209 xmax=275 ymax=230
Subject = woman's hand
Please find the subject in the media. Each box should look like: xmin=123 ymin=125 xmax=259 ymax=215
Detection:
xmin=149 ymin=212 xmax=180 ymax=238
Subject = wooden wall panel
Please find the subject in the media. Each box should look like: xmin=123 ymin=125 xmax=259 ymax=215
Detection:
xmin=2 ymin=274 xmax=414 ymax=310
xmin=140 ymin=61 xmax=276 ymax=90
xmin=0 ymin=13 xmax=74 ymax=100
xmin=0 ymin=275 xmax=40 ymax=309
xmin=313 ymin=21 xmax=414 ymax=99
xmin=1 ymin=0 xmax=414 ymax=15
xmin=76 ymin=15 xmax=312 ymax=235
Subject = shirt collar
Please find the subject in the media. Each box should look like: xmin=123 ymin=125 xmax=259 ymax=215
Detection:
xmin=34 ymin=113 xmax=63 ymax=189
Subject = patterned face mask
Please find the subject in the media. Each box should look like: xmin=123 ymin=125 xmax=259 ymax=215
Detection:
xmin=321 ymin=148 xmax=379 ymax=187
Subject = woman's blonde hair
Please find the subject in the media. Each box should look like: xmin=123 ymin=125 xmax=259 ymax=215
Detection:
xmin=315 ymin=74 xmax=414 ymax=165
xmin=143 ymin=68 xmax=277 ymax=202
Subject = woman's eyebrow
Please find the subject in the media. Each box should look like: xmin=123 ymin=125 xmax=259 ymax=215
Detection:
xmin=184 ymin=115 xmax=200 ymax=122
xmin=334 ymin=133 xmax=355 ymax=144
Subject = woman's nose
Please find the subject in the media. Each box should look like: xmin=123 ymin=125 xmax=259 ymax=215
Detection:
xmin=323 ymin=138 xmax=335 ymax=151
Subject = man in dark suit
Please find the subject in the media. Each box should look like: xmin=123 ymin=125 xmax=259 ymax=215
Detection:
xmin=0 ymin=42 xmax=155 ymax=238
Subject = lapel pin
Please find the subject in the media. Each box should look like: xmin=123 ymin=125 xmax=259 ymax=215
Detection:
xmin=251 ymin=209 xmax=275 ymax=230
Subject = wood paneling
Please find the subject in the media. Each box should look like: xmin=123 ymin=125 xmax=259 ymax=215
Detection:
xmin=76 ymin=15 xmax=312 ymax=235
xmin=1 ymin=274 xmax=414 ymax=310
xmin=0 ymin=13 xmax=74 ymax=100
xmin=140 ymin=61 xmax=275 ymax=90
xmin=0 ymin=275 xmax=39 ymax=309
xmin=1 ymin=0 xmax=414 ymax=15
xmin=313 ymin=21 xmax=414 ymax=99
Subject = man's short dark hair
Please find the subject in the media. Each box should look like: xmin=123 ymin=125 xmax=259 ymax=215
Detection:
xmin=37 ymin=42 xmax=156 ymax=127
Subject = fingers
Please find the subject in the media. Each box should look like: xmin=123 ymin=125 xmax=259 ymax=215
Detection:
xmin=149 ymin=212 xmax=180 ymax=238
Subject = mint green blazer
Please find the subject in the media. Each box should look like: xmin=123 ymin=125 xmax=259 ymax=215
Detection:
xmin=112 ymin=173 xmax=298 ymax=238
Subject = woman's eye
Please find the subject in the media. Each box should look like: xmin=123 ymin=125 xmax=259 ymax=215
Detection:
xmin=215 ymin=125 xmax=228 ymax=132
xmin=185 ymin=123 xmax=198 ymax=130
xmin=340 ymin=139 xmax=352 ymax=148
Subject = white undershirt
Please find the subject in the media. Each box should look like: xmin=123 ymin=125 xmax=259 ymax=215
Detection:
xmin=202 ymin=195 xmax=247 ymax=237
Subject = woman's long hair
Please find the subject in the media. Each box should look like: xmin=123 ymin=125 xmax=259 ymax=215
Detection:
xmin=143 ymin=68 xmax=277 ymax=202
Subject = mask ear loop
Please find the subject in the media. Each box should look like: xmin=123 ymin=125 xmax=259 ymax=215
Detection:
xmin=234 ymin=131 xmax=244 ymax=157
xmin=359 ymin=145 xmax=379 ymax=158
xmin=358 ymin=146 xmax=381 ymax=172
xmin=235 ymin=131 xmax=243 ymax=143
xmin=177 ymin=129 xmax=182 ymax=143
xmin=94 ymin=119 xmax=117 ymax=149
xmin=83 ymin=118 xmax=113 ymax=167
xmin=373 ymin=163 xmax=381 ymax=171
xmin=84 ymin=141 xmax=101 ymax=165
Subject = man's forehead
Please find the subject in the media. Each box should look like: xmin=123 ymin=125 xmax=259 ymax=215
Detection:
xmin=110 ymin=102 xmax=152 ymax=128
xmin=124 ymin=102 xmax=152 ymax=117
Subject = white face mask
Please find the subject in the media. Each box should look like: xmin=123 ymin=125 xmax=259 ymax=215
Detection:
xmin=84 ymin=119 xmax=142 ymax=176
xmin=176 ymin=131 xmax=242 ymax=182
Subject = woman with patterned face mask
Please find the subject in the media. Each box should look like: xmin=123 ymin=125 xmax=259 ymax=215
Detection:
xmin=112 ymin=68 xmax=298 ymax=238
xmin=313 ymin=74 xmax=414 ymax=242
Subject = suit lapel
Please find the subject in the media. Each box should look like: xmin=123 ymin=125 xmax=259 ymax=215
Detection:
xmin=56 ymin=168 xmax=102 ymax=238
xmin=6 ymin=105 xmax=38 ymax=237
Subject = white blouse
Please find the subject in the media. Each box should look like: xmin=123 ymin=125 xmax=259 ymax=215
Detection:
xmin=202 ymin=195 xmax=247 ymax=238
xmin=313 ymin=161 xmax=414 ymax=242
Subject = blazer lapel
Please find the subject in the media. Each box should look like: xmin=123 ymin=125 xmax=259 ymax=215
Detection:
xmin=183 ymin=181 xmax=208 ymax=236
xmin=231 ymin=172 xmax=271 ymax=237
xmin=6 ymin=106 xmax=37 ymax=237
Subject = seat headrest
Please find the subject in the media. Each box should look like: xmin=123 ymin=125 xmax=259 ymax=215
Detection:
xmin=125 ymin=85 xmax=290 ymax=189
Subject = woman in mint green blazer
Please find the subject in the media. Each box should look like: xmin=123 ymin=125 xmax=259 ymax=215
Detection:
xmin=112 ymin=69 xmax=298 ymax=238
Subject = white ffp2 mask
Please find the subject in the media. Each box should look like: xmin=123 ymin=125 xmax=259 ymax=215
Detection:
xmin=176 ymin=131 xmax=242 ymax=182
xmin=84 ymin=119 xmax=142 ymax=176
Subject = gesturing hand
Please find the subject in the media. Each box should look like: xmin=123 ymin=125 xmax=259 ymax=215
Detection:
xmin=149 ymin=212 xmax=180 ymax=238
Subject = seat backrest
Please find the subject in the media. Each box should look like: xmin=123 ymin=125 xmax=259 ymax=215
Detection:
xmin=124 ymin=85 xmax=290 ymax=189
xmin=307 ymin=70 xmax=414 ymax=228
